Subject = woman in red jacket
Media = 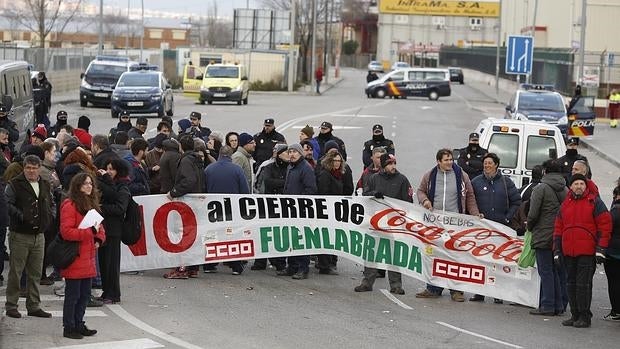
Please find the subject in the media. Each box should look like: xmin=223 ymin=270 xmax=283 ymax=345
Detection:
xmin=60 ymin=172 xmax=106 ymax=339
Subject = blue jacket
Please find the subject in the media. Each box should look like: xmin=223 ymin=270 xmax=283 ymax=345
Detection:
xmin=471 ymin=172 xmax=522 ymax=225
xmin=284 ymin=159 xmax=317 ymax=195
xmin=204 ymin=157 xmax=249 ymax=194
xmin=123 ymin=154 xmax=150 ymax=196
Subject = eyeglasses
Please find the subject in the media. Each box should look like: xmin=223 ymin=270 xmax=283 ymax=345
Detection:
xmin=82 ymin=181 xmax=93 ymax=186
xmin=333 ymin=159 xmax=342 ymax=162
xmin=121 ymin=116 xmax=130 ymax=119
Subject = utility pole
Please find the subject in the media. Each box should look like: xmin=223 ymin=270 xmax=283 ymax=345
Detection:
xmin=98 ymin=0 xmax=103 ymax=56
xmin=287 ymin=1 xmax=296 ymax=92
xmin=527 ymin=0 xmax=538 ymax=83
xmin=311 ymin=0 xmax=317 ymax=94
xmin=323 ymin=0 xmax=329 ymax=84
xmin=495 ymin=0 xmax=502 ymax=98
xmin=578 ymin=0 xmax=587 ymax=86
xmin=126 ymin=0 xmax=130 ymax=56
xmin=140 ymin=0 xmax=144 ymax=62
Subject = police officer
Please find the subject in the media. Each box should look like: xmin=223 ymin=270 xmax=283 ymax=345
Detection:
xmin=362 ymin=124 xmax=394 ymax=168
xmin=558 ymin=137 xmax=590 ymax=184
xmin=0 ymin=105 xmax=18 ymax=153
xmin=314 ymin=121 xmax=347 ymax=161
xmin=457 ymin=132 xmax=487 ymax=179
xmin=253 ymin=118 xmax=286 ymax=171
xmin=187 ymin=111 xmax=211 ymax=140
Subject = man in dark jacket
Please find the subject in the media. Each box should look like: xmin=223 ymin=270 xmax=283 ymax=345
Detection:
xmin=554 ymin=174 xmax=612 ymax=328
xmin=355 ymin=153 xmax=413 ymax=295
xmin=362 ymin=124 xmax=394 ymax=168
xmin=0 ymin=105 xmax=19 ymax=153
xmin=314 ymin=121 xmax=347 ymax=160
xmin=4 ymin=155 xmax=53 ymax=318
xmin=457 ymin=132 xmax=487 ymax=179
xmin=159 ymin=138 xmax=181 ymax=194
xmin=123 ymin=138 xmax=150 ymax=196
xmin=278 ymin=143 xmax=317 ymax=280
xmin=604 ymin=186 xmax=620 ymax=321
xmin=127 ymin=117 xmax=148 ymax=140
xmin=48 ymin=110 xmax=68 ymax=138
xmin=527 ymin=159 xmax=568 ymax=316
xmin=253 ymin=118 xmax=286 ymax=171
xmin=92 ymin=135 xmax=120 ymax=170
xmin=203 ymin=145 xmax=248 ymax=275
xmin=558 ymin=138 xmax=590 ymax=184
xmin=187 ymin=111 xmax=211 ymax=140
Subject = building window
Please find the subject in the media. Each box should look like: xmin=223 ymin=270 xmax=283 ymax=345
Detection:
xmin=469 ymin=17 xmax=482 ymax=31
xmin=149 ymin=29 xmax=163 ymax=39
xmin=172 ymin=30 xmax=186 ymax=40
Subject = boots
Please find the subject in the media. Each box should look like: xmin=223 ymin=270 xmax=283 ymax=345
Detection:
xmin=63 ymin=328 xmax=83 ymax=339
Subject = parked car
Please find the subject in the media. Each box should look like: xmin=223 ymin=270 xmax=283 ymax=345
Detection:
xmin=367 ymin=61 xmax=384 ymax=72
xmin=448 ymin=67 xmax=464 ymax=84
xmin=505 ymin=84 xmax=568 ymax=137
xmin=390 ymin=61 xmax=411 ymax=71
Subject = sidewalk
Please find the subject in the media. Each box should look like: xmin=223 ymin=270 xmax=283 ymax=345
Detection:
xmin=462 ymin=68 xmax=620 ymax=168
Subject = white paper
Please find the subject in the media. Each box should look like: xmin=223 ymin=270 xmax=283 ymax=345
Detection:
xmin=78 ymin=209 xmax=104 ymax=229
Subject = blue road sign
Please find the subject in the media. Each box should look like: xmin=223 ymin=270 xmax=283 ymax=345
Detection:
xmin=505 ymin=35 xmax=534 ymax=75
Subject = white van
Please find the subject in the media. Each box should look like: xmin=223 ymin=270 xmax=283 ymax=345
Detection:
xmin=0 ymin=60 xmax=34 ymax=145
xmin=365 ymin=67 xmax=451 ymax=100
xmin=473 ymin=118 xmax=567 ymax=188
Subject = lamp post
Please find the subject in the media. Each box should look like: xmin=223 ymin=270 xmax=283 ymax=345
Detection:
xmin=98 ymin=0 xmax=103 ymax=56
xmin=140 ymin=0 xmax=144 ymax=62
xmin=577 ymin=0 xmax=587 ymax=85
xmin=288 ymin=1 xmax=296 ymax=92
xmin=495 ymin=0 xmax=502 ymax=98
xmin=126 ymin=0 xmax=130 ymax=56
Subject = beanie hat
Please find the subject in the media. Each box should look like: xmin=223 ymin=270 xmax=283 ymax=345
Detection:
xmin=178 ymin=119 xmax=191 ymax=133
xmin=238 ymin=133 xmax=254 ymax=147
xmin=153 ymin=133 xmax=168 ymax=149
xmin=77 ymin=115 xmax=91 ymax=130
xmin=21 ymin=144 xmax=45 ymax=160
xmin=274 ymin=143 xmax=288 ymax=155
xmin=301 ymin=125 xmax=314 ymax=138
xmin=324 ymin=140 xmax=340 ymax=153
xmin=32 ymin=125 xmax=47 ymax=140
xmin=569 ymin=173 xmax=587 ymax=186
xmin=288 ymin=143 xmax=303 ymax=155
xmin=380 ymin=153 xmax=396 ymax=168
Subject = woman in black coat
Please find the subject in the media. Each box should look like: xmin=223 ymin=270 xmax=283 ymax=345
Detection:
xmin=96 ymin=159 xmax=131 ymax=304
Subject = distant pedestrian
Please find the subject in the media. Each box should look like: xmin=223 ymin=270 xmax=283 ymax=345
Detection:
xmin=315 ymin=66 xmax=324 ymax=94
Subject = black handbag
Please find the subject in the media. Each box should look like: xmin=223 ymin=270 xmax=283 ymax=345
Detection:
xmin=46 ymin=235 xmax=79 ymax=269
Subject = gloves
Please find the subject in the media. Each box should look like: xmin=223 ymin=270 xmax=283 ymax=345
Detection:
xmin=595 ymin=247 xmax=607 ymax=264
xmin=374 ymin=192 xmax=384 ymax=199
xmin=553 ymin=250 xmax=562 ymax=268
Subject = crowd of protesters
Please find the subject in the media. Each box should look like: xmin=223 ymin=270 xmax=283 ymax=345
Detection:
xmin=0 ymin=103 xmax=619 ymax=338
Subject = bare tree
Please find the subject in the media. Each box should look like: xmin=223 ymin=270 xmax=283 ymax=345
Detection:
xmin=6 ymin=0 xmax=83 ymax=49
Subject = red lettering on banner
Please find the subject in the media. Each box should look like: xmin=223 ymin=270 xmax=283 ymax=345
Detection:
xmin=152 ymin=202 xmax=198 ymax=253
xmin=432 ymin=258 xmax=485 ymax=285
xmin=127 ymin=204 xmax=147 ymax=256
xmin=444 ymin=228 xmax=523 ymax=263
xmin=205 ymin=240 xmax=255 ymax=261
xmin=369 ymin=208 xmax=442 ymax=245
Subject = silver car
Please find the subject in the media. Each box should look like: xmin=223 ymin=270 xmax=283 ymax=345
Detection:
xmin=367 ymin=61 xmax=384 ymax=72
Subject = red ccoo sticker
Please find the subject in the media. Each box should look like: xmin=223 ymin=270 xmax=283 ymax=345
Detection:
xmin=432 ymin=258 xmax=485 ymax=285
xmin=205 ymin=240 xmax=255 ymax=262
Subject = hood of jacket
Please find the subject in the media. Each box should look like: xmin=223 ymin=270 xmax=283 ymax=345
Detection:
xmin=162 ymin=139 xmax=180 ymax=152
xmin=540 ymin=172 xmax=566 ymax=192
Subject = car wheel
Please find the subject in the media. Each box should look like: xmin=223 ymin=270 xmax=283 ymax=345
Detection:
xmin=166 ymin=99 xmax=174 ymax=116
xmin=199 ymin=99 xmax=205 ymax=105
xmin=375 ymin=89 xmax=386 ymax=98
xmin=80 ymin=99 xmax=87 ymax=107
xmin=459 ymin=79 xmax=464 ymax=85
xmin=243 ymin=96 xmax=248 ymax=105
xmin=428 ymin=90 xmax=439 ymax=101
xmin=237 ymin=98 xmax=242 ymax=105
xmin=207 ymin=100 xmax=213 ymax=105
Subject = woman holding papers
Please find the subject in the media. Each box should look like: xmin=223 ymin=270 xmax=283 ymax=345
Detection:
xmin=59 ymin=172 xmax=106 ymax=340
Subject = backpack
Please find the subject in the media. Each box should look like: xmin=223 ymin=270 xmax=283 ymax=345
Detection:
xmin=121 ymin=197 xmax=142 ymax=245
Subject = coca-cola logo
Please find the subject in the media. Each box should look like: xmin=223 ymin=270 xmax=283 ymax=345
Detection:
xmin=369 ymin=208 xmax=523 ymax=263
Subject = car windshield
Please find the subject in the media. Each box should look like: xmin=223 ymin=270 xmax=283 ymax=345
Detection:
xmin=206 ymin=66 xmax=239 ymax=78
xmin=117 ymin=73 xmax=159 ymax=87
xmin=88 ymin=64 xmax=127 ymax=78
xmin=519 ymin=92 xmax=565 ymax=112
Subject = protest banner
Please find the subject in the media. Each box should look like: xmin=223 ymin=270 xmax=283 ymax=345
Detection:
xmin=121 ymin=194 xmax=540 ymax=307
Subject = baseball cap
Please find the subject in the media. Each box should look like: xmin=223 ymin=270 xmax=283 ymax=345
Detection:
xmin=120 ymin=110 xmax=130 ymax=118
xmin=264 ymin=118 xmax=275 ymax=125
xmin=320 ymin=121 xmax=333 ymax=129
xmin=56 ymin=110 xmax=68 ymax=120
xmin=190 ymin=111 xmax=201 ymax=120
xmin=567 ymin=137 xmax=580 ymax=146
xmin=372 ymin=124 xmax=383 ymax=133
xmin=469 ymin=132 xmax=480 ymax=141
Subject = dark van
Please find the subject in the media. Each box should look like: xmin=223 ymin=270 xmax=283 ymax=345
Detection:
xmin=365 ymin=68 xmax=451 ymax=101
xmin=0 ymin=60 xmax=34 ymax=145
xmin=80 ymin=56 xmax=135 ymax=107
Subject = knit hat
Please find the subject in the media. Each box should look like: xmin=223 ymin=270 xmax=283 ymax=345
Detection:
xmin=569 ymin=173 xmax=587 ymax=186
xmin=301 ymin=125 xmax=314 ymax=138
xmin=77 ymin=115 xmax=91 ymax=130
xmin=32 ymin=125 xmax=47 ymax=140
xmin=380 ymin=153 xmax=396 ymax=168
xmin=178 ymin=119 xmax=191 ymax=133
xmin=324 ymin=140 xmax=340 ymax=153
xmin=288 ymin=143 xmax=303 ymax=155
xmin=238 ymin=132 xmax=254 ymax=147
xmin=274 ymin=143 xmax=288 ymax=155
xmin=153 ymin=133 xmax=168 ymax=149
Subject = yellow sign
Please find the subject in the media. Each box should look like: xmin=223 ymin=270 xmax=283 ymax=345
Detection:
xmin=379 ymin=0 xmax=500 ymax=18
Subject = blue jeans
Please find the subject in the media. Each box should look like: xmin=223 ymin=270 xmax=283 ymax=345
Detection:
xmin=63 ymin=278 xmax=91 ymax=330
xmin=535 ymin=249 xmax=567 ymax=312
xmin=426 ymin=284 xmax=460 ymax=295
xmin=289 ymin=255 xmax=309 ymax=274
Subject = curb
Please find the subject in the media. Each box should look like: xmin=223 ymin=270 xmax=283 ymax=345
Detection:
xmin=580 ymin=138 xmax=620 ymax=168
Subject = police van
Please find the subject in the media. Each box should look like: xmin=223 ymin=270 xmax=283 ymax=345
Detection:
xmin=472 ymin=118 xmax=567 ymax=187
xmin=80 ymin=56 xmax=136 ymax=107
xmin=0 ymin=60 xmax=34 ymax=145
xmin=365 ymin=67 xmax=451 ymax=100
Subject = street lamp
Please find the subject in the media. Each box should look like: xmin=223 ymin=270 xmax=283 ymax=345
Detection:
xmin=98 ymin=0 xmax=103 ymax=55
xmin=140 ymin=0 xmax=144 ymax=62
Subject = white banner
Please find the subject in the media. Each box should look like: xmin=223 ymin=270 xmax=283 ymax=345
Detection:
xmin=120 ymin=194 xmax=540 ymax=307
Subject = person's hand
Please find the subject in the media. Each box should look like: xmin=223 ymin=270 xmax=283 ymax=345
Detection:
xmin=95 ymin=241 xmax=100 ymax=249
xmin=596 ymin=247 xmax=607 ymax=264
xmin=97 ymin=169 xmax=107 ymax=176
xmin=479 ymin=213 xmax=485 ymax=219
xmin=553 ymin=250 xmax=562 ymax=268
xmin=374 ymin=192 xmax=384 ymax=199
xmin=152 ymin=165 xmax=160 ymax=172
xmin=166 ymin=192 xmax=173 ymax=201
xmin=422 ymin=199 xmax=433 ymax=210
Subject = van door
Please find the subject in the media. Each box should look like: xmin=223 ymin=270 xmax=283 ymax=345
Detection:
xmin=406 ymin=70 xmax=427 ymax=97
xmin=183 ymin=64 xmax=203 ymax=96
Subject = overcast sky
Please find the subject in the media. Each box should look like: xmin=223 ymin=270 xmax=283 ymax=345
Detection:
xmin=91 ymin=0 xmax=261 ymax=17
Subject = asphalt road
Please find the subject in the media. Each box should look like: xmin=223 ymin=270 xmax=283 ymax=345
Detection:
xmin=1 ymin=68 xmax=618 ymax=349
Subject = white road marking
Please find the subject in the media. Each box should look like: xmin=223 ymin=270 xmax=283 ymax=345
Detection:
xmin=436 ymin=321 xmax=523 ymax=348
xmin=0 ymin=295 xmax=64 ymax=302
xmin=331 ymin=114 xmax=388 ymax=118
xmin=17 ymin=310 xmax=106 ymax=317
xmin=421 ymin=106 xmax=433 ymax=110
xmin=47 ymin=338 xmax=164 ymax=349
xmin=379 ymin=289 xmax=413 ymax=310
xmin=107 ymin=304 xmax=203 ymax=349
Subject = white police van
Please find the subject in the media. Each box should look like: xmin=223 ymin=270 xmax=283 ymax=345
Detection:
xmin=473 ymin=118 xmax=567 ymax=188
xmin=0 ymin=60 xmax=34 ymax=145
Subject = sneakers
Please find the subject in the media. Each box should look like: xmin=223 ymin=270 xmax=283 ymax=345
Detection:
xmin=291 ymin=271 xmax=308 ymax=280
xmin=415 ymin=289 xmax=440 ymax=299
xmin=604 ymin=312 xmax=620 ymax=321
xmin=163 ymin=269 xmax=189 ymax=279
xmin=6 ymin=309 xmax=21 ymax=318
xmin=562 ymin=317 xmax=578 ymax=326
xmin=469 ymin=294 xmax=485 ymax=302
xmin=450 ymin=292 xmax=465 ymax=302
xmin=27 ymin=309 xmax=52 ymax=318
xmin=390 ymin=287 xmax=405 ymax=295
xmin=87 ymin=296 xmax=104 ymax=308
xmin=276 ymin=269 xmax=294 ymax=276
xmin=63 ymin=328 xmax=84 ymax=339
xmin=354 ymin=284 xmax=372 ymax=292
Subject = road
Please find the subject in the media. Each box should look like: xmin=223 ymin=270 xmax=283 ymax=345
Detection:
xmin=1 ymin=68 xmax=618 ymax=349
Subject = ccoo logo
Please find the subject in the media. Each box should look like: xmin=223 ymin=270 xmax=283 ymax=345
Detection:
xmin=205 ymin=240 xmax=255 ymax=261
xmin=432 ymin=258 xmax=485 ymax=284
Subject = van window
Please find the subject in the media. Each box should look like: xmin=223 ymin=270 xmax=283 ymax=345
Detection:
xmin=388 ymin=71 xmax=404 ymax=82
xmin=488 ymin=133 xmax=519 ymax=168
xmin=206 ymin=66 xmax=239 ymax=78
xmin=425 ymin=71 xmax=446 ymax=80
xmin=526 ymin=136 xmax=557 ymax=169
xmin=408 ymin=71 xmax=423 ymax=80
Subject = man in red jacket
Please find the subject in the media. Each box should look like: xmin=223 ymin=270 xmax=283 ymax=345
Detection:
xmin=554 ymin=174 xmax=612 ymax=328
